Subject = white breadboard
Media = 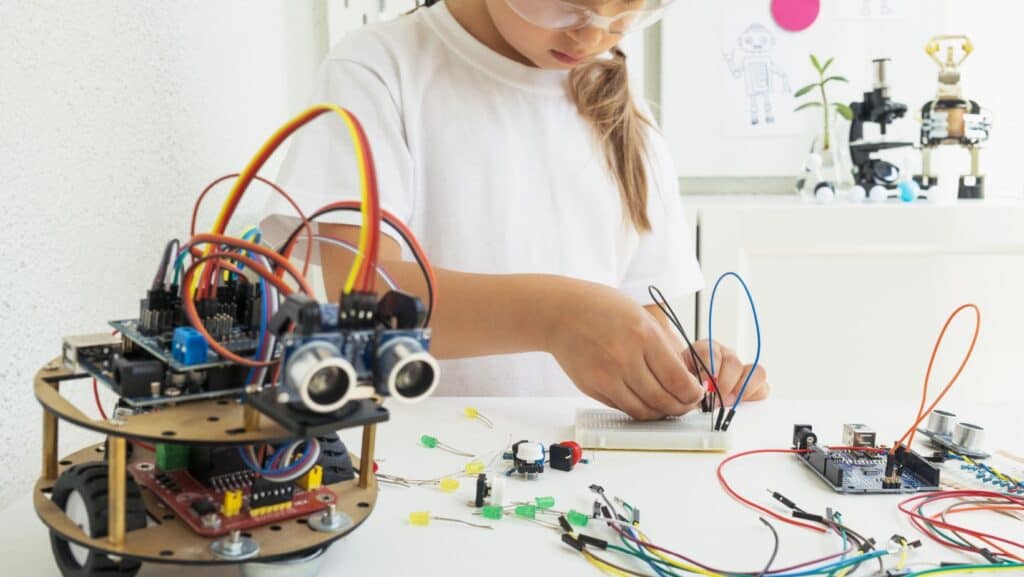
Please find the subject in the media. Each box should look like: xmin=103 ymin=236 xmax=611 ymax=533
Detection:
xmin=939 ymin=450 xmax=1024 ymax=494
xmin=574 ymin=409 xmax=730 ymax=452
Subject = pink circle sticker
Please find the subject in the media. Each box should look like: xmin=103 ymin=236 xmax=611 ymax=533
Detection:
xmin=771 ymin=0 xmax=820 ymax=32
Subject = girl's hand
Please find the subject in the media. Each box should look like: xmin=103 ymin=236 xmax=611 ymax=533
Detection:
xmin=683 ymin=340 xmax=769 ymax=406
xmin=543 ymin=279 xmax=704 ymax=420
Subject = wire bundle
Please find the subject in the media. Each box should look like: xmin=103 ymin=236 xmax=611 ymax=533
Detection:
xmin=563 ymin=485 xmax=892 ymax=577
xmin=647 ymin=285 xmax=723 ymax=427
xmin=156 ymin=104 xmax=437 ymax=388
xmin=899 ymin=490 xmax=1024 ymax=564
xmin=238 ymin=438 xmax=322 ymax=483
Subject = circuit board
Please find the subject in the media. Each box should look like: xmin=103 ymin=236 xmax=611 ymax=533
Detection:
xmin=78 ymin=356 xmax=246 ymax=409
xmin=111 ymin=319 xmax=261 ymax=372
xmin=796 ymin=445 xmax=941 ymax=494
xmin=130 ymin=459 xmax=336 ymax=537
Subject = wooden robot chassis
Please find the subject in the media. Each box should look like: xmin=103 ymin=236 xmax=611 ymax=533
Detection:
xmin=33 ymin=357 xmax=382 ymax=568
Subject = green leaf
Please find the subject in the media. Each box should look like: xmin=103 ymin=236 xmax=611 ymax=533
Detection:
xmin=810 ymin=54 xmax=822 ymax=72
xmin=793 ymin=83 xmax=818 ymax=97
xmin=821 ymin=75 xmax=848 ymax=85
xmin=795 ymin=102 xmax=823 ymax=112
xmin=822 ymin=57 xmax=834 ymax=72
xmin=833 ymin=102 xmax=854 ymax=120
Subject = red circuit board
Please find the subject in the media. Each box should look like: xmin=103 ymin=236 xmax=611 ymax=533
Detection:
xmin=130 ymin=460 xmax=337 ymax=537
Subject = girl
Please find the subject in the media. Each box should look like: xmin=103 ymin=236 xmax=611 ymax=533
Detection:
xmin=264 ymin=0 xmax=769 ymax=420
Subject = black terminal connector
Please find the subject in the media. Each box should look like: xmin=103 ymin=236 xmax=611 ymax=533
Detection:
xmin=793 ymin=425 xmax=818 ymax=450
xmin=377 ymin=291 xmax=425 ymax=329
xmin=269 ymin=294 xmax=321 ymax=335
xmin=858 ymin=538 xmax=877 ymax=553
xmin=769 ymin=490 xmax=802 ymax=512
xmin=561 ymin=534 xmax=584 ymax=551
xmin=549 ymin=443 xmax=574 ymax=472
xmin=792 ymin=510 xmax=825 ymax=523
xmin=883 ymin=447 xmax=906 ymax=489
xmin=558 ymin=515 xmax=573 ymax=534
xmin=578 ymin=534 xmax=609 ymax=550
xmin=720 ymin=408 xmax=737 ymax=431
xmin=339 ymin=291 xmax=377 ymax=329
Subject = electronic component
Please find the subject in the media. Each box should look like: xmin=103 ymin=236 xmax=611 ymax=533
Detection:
xmin=172 ymin=326 xmax=208 ymax=366
xmin=473 ymin=473 xmax=506 ymax=508
xmin=191 ymin=498 xmax=218 ymax=517
xmin=61 ymin=333 xmax=122 ymax=372
xmin=112 ymin=356 xmax=166 ymax=397
xmin=792 ymin=424 xmax=940 ymax=494
xmin=188 ymin=446 xmax=248 ymax=485
xmin=509 ymin=440 xmax=545 ymax=476
xmin=297 ymin=465 xmax=323 ymax=491
xmin=549 ymin=441 xmax=584 ymax=472
xmin=249 ymin=478 xmax=294 ymax=516
xmin=222 ymin=490 xmax=243 ymax=517
xmin=155 ymin=444 xmax=190 ymax=472
xmin=575 ymin=408 xmax=730 ymax=452
xmin=271 ymin=293 xmax=438 ymax=415
xmin=916 ymin=409 xmax=991 ymax=459
xmin=842 ymin=423 xmax=877 ymax=448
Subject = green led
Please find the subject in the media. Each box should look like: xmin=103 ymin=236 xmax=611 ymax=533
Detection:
xmin=420 ymin=434 xmax=438 ymax=448
xmin=514 ymin=505 xmax=536 ymax=519
xmin=567 ymin=509 xmax=589 ymax=527
xmin=534 ymin=496 xmax=555 ymax=509
xmin=481 ymin=505 xmax=504 ymax=520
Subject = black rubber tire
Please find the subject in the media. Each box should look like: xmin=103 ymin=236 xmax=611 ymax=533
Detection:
xmin=316 ymin=434 xmax=355 ymax=484
xmin=49 ymin=461 xmax=148 ymax=577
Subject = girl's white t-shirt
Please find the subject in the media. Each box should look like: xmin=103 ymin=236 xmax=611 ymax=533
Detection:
xmin=262 ymin=2 xmax=703 ymax=396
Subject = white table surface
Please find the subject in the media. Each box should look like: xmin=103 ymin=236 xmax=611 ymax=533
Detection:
xmin=1 ymin=397 xmax=1018 ymax=576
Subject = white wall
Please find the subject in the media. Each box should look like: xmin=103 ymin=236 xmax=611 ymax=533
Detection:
xmin=0 ymin=1 xmax=327 ymax=510
xmin=662 ymin=0 xmax=1022 ymax=196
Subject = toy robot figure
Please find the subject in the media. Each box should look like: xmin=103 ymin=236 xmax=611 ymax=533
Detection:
xmin=724 ymin=23 xmax=791 ymax=126
xmin=914 ymin=35 xmax=992 ymax=199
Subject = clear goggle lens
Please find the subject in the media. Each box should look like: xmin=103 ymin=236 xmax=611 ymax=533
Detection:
xmin=504 ymin=0 xmax=674 ymax=34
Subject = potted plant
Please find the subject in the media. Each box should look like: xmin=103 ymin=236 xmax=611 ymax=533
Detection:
xmin=793 ymin=56 xmax=854 ymax=197
xmin=794 ymin=54 xmax=853 ymax=152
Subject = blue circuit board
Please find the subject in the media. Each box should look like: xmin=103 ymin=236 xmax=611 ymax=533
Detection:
xmin=78 ymin=356 xmax=247 ymax=408
xmin=110 ymin=319 xmax=260 ymax=372
xmin=797 ymin=446 xmax=940 ymax=494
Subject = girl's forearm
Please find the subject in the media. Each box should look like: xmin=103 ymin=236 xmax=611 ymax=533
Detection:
xmin=330 ymin=256 xmax=566 ymax=359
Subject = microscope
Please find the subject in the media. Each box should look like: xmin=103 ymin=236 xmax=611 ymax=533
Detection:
xmin=914 ymin=35 xmax=992 ymax=199
xmin=848 ymin=58 xmax=914 ymax=192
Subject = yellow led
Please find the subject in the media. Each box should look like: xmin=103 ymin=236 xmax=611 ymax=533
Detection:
xmin=409 ymin=511 xmax=431 ymax=526
xmin=222 ymin=489 xmax=243 ymax=517
xmin=439 ymin=478 xmax=460 ymax=492
xmin=297 ymin=465 xmax=323 ymax=491
xmin=464 ymin=407 xmax=479 ymax=418
xmin=464 ymin=461 xmax=485 ymax=475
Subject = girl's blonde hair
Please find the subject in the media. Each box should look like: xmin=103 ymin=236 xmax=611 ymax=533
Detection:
xmin=569 ymin=46 xmax=653 ymax=232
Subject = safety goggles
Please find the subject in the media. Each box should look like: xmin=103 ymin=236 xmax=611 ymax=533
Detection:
xmin=504 ymin=0 xmax=675 ymax=35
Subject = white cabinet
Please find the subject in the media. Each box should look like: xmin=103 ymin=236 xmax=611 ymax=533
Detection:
xmin=682 ymin=196 xmax=1024 ymax=404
